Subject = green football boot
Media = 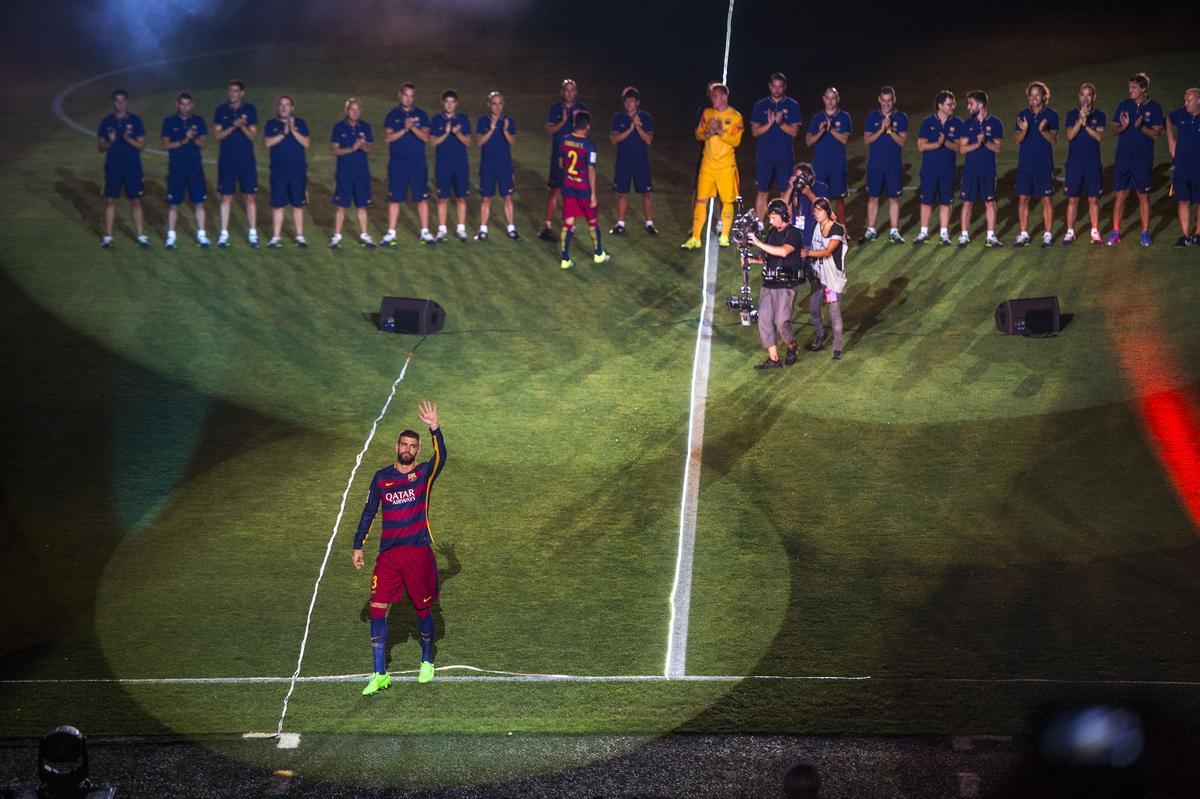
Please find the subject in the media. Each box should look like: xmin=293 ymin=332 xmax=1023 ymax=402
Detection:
xmin=361 ymin=672 xmax=392 ymax=696
xmin=418 ymin=661 xmax=435 ymax=683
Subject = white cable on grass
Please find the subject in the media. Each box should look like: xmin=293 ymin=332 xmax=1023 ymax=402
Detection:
xmin=275 ymin=353 xmax=414 ymax=736
xmin=666 ymin=0 xmax=737 ymax=679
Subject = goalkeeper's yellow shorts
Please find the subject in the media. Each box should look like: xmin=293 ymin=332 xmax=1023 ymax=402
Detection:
xmin=695 ymin=164 xmax=739 ymax=203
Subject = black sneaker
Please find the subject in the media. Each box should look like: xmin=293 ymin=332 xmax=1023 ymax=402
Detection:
xmin=507 ymin=228 xmax=520 ymax=240
xmin=609 ymin=223 xmax=626 ymax=235
xmin=784 ymin=343 xmax=798 ymax=366
xmin=645 ymin=223 xmax=658 ymax=236
xmin=537 ymin=227 xmax=555 ymax=242
xmin=1175 ymin=235 xmax=1192 ymax=248
xmin=755 ymin=357 xmax=783 ymax=370
xmin=809 ymin=332 xmax=828 ymax=352
xmin=833 ymin=350 xmax=843 ymax=361
xmin=1191 ymin=235 xmax=1200 ymax=246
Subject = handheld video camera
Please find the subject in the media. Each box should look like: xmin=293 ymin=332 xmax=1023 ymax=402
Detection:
xmin=728 ymin=208 xmax=760 ymax=259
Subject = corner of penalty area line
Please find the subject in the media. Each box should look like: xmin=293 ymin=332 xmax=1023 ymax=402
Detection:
xmin=242 ymin=732 xmax=301 ymax=749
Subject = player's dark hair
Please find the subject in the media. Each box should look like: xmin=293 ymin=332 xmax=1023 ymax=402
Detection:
xmin=1026 ymin=81 xmax=1050 ymax=102
xmin=766 ymin=198 xmax=789 ymax=221
xmin=442 ymin=89 xmax=458 ymax=101
xmin=228 ymin=80 xmax=245 ymax=91
xmin=397 ymin=429 xmax=420 ymax=444
xmin=573 ymin=111 xmax=591 ymax=129
xmin=935 ymin=90 xmax=955 ymax=108
xmin=1129 ymin=73 xmax=1149 ymax=90
xmin=878 ymin=85 xmax=896 ymax=99
xmin=769 ymin=72 xmax=788 ymax=85
xmin=401 ymin=83 xmax=416 ymax=92
xmin=176 ymin=92 xmax=192 ymax=102
xmin=276 ymin=94 xmax=293 ymax=106
xmin=966 ymin=90 xmax=988 ymax=107
xmin=622 ymin=86 xmax=640 ymax=102
xmin=111 ymin=88 xmax=129 ymax=100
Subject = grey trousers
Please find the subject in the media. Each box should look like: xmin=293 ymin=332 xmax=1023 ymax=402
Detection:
xmin=757 ymin=286 xmax=798 ymax=349
xmin=808 ymin=282 xmax=844 ymax=351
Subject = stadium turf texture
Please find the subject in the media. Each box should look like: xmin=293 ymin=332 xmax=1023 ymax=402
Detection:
xmin=2 ymin=35 xmax=1200 ymax=788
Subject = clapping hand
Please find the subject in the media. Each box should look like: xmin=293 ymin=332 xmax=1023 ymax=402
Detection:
xmin=417 ymin=400 xmax=438 ymax=429
xmin=404 ymin=115 xmax=417 ymax=129
xmin=1120 ymin=111 xmax=1130 ymax=127
xmin=1017 ymin=115 xmax=1029 ymax=132
xmin=818 ymin=118 xmax=829 ymax=133
xmin=1038 ymin=118 xmax=1048 ymax=132
xmin=106 ymin=128 xmax=117 ymax=142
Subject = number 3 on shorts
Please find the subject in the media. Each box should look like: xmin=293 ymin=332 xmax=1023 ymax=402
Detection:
xmin=371 ymin=574 xmax=378 ymax=591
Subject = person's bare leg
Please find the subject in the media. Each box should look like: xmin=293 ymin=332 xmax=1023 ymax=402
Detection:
xmin=835 ymin=198 xmax=847 ymax=227
xmin=131 ymin=199 xmax=144 ymax=237
xmin=543 ymin=188 xmax=559 ymax=228
xmin=246 ymin=195 xmax=257 ymax=232
xmin=616 ymin=193 xmax=628 ymax=225
xmin=1112 ymin=189 xmax=1128 ymax=233
xmin=985 ymin=200 xmax=997 ymax=233
xmin=1138 ymin=193 xmax=1151 ymax=233
xmin=104 ymin=198 xmax=117 ymax=237
xmin=168 ymin=205 xmax=178 ymax=234
xmin=1018 ymin=195 xmax=1030 ymax=232
xmin=437 ymin=198 xmax=448 ymax=228
xmin=1041 ymin=196 xmax=1053 ymax=236
xmin=755 ymin=190 xmax=769 ymax=220
xmin=503 ymin=195 xmax=514 ymax=227
xmin=960 ymin=201 xmax=973 ymax=234
xmin=938 ymin=203 xmax=951 ymax=232
xmin=1088 ymin=197 xmax=1100 ymax=234
xmin=334 ymin=207 xmax=346 ymax=237
xmin=919 ymin=203 xmax=932 ymax=230
xmin=1179 ymin=201 xmax=1192 ymax=237
xmin=455 ymin=197 xmax=467 ymax=228
xmin=866 ymin=196 xmax=880 ymax=232
xmin=356 ymin=207 xmax=369 ymax=237
xmin=888 ymin=197 xmax=900 ymax=231
xmin=417 ymin=199 xmax=429 ymax=230
xmin=273 ymin=207 xmax=284 ymax=239
xmin=1066 ymin=197 xmax=1079 ymax=235
xmin=479 ymin=197 xmax=491 ymax=228
xmin=642 ymin=192 xmax=653 ymax=224
xmin=219 ymin=195 xmax=231 ymax=233
xmin=292 ymin=206 xmax=304 ymax=237
xmin=193 ymin=203 xmax=206 ymax=234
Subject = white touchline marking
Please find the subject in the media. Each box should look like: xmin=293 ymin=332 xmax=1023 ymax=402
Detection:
xmin=275 ymin=354 xmax=415 ymax=737
xmin=666 ymin=0 xmax=737 ymax=680
xmin=10 ymin=665 xmax=1200 ymax=687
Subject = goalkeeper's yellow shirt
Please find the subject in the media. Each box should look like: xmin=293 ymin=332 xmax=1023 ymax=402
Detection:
xmin=695 ymin=106 xmax=744 ymax=171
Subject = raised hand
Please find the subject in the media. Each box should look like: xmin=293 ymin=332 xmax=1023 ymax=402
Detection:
xmin=417 ymin=401 xmax=438 ymax=429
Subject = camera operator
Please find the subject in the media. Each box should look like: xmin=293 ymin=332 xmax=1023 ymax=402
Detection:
xmin=781 ymin=162 xmax=829 ymax=250
xmin=746 ymin=198 xmax=804 ymax=369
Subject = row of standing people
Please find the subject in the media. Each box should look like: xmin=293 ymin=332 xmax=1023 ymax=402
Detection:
xmin=95 ymin=79 xmax=657 ymax=249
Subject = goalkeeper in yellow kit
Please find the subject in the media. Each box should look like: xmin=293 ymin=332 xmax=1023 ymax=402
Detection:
xmin=682 ymin=83 xmax=744 ymax=249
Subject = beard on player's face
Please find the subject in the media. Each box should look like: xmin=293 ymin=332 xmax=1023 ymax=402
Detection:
xmin=398 ymin=450 xmax=417 ymax=465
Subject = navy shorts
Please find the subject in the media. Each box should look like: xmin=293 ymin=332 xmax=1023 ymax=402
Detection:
xmin=613 ymin=158 xmax=652 ymax=194
xmin=1174 ymin=171 xmax=1200 ymax=203
xmin=816 ymin=170 xmax=847 ymax=199
xmin=1064 ymin=165 xmax=1102 ymax=198
xmin=218 ymin=159 xmax=257 ymax=196
xmin=388 ymin=162 xmax=429 ymax=202
xmin=104 ymin=168 xmax=144 ymax=199
xmin=959 ymin=169 xmax=996 ymax=202
xmin=1016 ymin=168 xmax=1054 ymax=197
xmin=166 ymin=169 xmax=207 ymax=205
xmin=479 ymin=165 xmax=515 ymax=197
xmin=435 ymin=161 xmax=470 ymax=199
xmin=865 ymin=167 xmax=902 ymax=198
xmin=332 ymin=170 xmax=371 ymax=208
xmin=1113 ymin=156 xmax=1152 ymax=194
xmin=547 ymin=154 xmax=564 ymax=189
xmin=755 ymin=159 xmax=792 ymax=193
xmin=919 ymin=172 xmax=954 ymax=206
xmin=270 ymin=171 xmax=307 ymax=208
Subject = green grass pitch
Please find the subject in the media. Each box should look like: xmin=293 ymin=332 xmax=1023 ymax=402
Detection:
xmin=2 ymin=33 xmax=1200 ymax=788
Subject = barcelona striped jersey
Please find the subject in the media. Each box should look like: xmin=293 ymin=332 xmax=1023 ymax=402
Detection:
xmin=354 ymin=427 xmax=447 ymax=552
xmin=559 ymin=134 xmax=597 ymax=198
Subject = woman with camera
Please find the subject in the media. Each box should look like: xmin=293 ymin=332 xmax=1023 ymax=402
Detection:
xmin=803 ymin=197 xmax=848 ymax=360
xmin=746 ymin=198 xmax=805 ymax=369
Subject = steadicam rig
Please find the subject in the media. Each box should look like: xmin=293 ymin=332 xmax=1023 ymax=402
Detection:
xmin=725 ymin=196 xmax=758 ymax=326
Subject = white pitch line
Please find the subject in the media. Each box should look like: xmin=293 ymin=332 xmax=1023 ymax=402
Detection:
xmin=665 ymin=0 xmax=737 ymax=680
xmin=275 ymin=354 xmax=415 ymax=736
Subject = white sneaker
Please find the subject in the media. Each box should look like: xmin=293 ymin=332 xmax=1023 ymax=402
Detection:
xmin=957 ymin=232 xmax=970 ymax=247
xmin=101 ymin=235 xmax=113 ymax=248
xmin=1062 ymin=230 xmax=1076 ymax=244
xmin=1090 ymin=229 xmax=1102 ymax=245
xmin=197 ymin=232 xmax=211 ymax=248
xmin=1041 ymin=232 xmax=1053 ymax=248
xmin=295 ymin=235 xmax=308 ymax=248
xmin=248 ymin=229 xmax=260 ymax=248
xmin=217 ymin=230 xmax=230 ymax=248
xmin=266 ymin=236 xmax=283 ymax=248
xmin=1014 ymin=231 xmax=1031 ymax=247
xmin=380 ymin=231 xmax=397 ymax=247
xmin=359 ymin=233 xmax=377 ymax=248
xmin=165 ymin=232 xmax=177 ymax=249
xmin=434 ymin=226 xmax=447 ymax=243
xmin=456 ymin=225 xmax=468 ymax=242
xmin=420 ymin=230 xmax=437 ymax=244
xmin=136 ymin=234 xmax=150 ymax=248
xmin=329 ymin=233 xmax=343 ymax=249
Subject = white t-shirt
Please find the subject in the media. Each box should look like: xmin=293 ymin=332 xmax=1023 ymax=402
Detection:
xmin=810 ymin=221 xmax=847 ymax=295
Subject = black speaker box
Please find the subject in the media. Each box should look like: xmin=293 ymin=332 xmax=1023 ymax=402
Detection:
xmin=995 ymin=296 xmax=1060 ymax=336
xmin=379 ymin=297 xmax=445 ymax=335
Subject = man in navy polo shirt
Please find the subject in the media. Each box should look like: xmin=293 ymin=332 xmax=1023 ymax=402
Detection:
xmin=805 ymin=87 xmax=852 ymax=224
xmin=96 ymin=88 xmax=148 ymax=248
xmin=1167 ymin=88 xmax=1200 ymax=247
xmin=861 ymin=85 xmax=908 ymax=245
xmin=160 ymin=91 xmax=210 ymax=249
xmin=213 ymin=80 xmax=259 ymax=248
xmin=383 ymin=84 xmax=434 ymax=245
xmin=540 ymin=79 xmax=587 ymax=241
xmin=330 ymin=98 xmax=376 ymax=249
xmin=1063 ymin=83 xmax=1106 ymax=245
xmin=1013 ymin=81 xmax=1059 ymax=247
xmin=956 ymin=90 xmax=1003 ymax=248
xmin=262 ymin=94 xmax=310 ymax=248
xmin=475 ymin=90 xmax=519 ymax=241
xmin=915 ymin=90 xmax=962 ymax=245
xmin=429 ymin=90 xmax=472 ymax=243
xmin=750 ymin=72 xmax=801 ymax=221
xmin=1108 ymin=72 xmax=1164 ymax=247
xmin=609 ymin=86 xmax=656 ymax=236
